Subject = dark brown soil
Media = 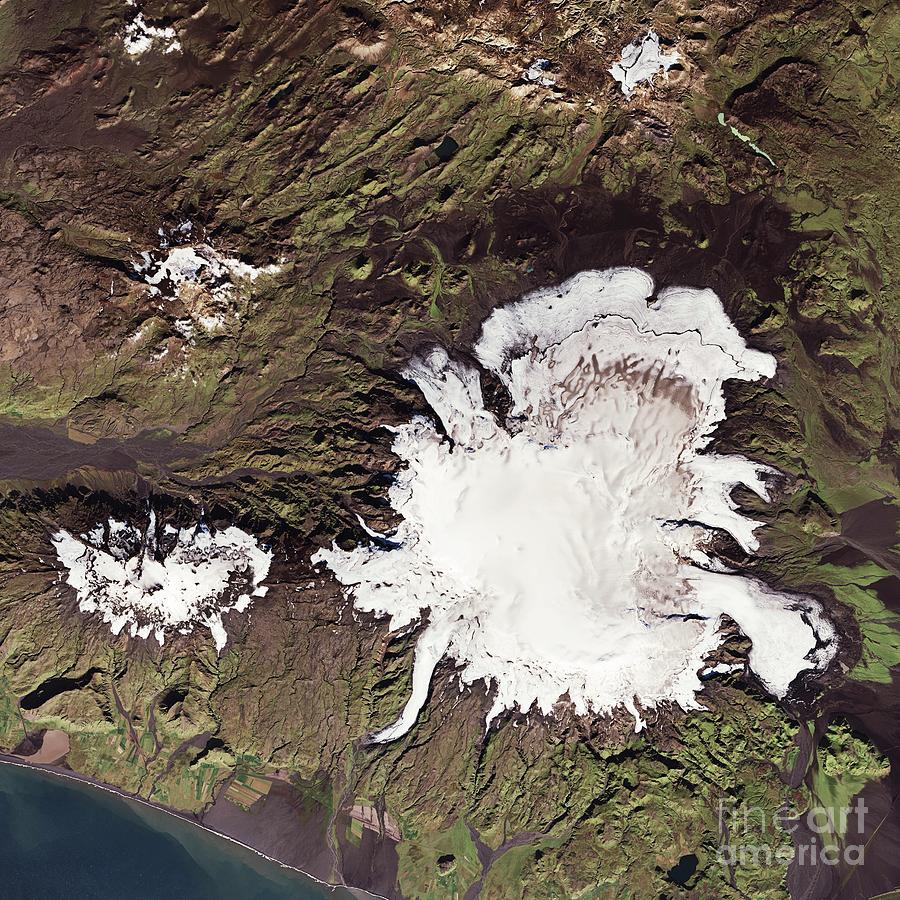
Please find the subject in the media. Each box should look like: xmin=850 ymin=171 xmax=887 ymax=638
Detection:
xmin=202 ymin=779 xmax=337 ymax=884
xmin=334 ymin=810 xmax=400 ymax=900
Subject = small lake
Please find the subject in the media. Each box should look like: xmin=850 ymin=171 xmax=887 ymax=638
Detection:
xmin=0 ymin=762 xmax=355 ymax=900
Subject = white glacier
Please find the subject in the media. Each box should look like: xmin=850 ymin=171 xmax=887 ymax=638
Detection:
xmin=53 ymin=513 xmax=272 ymax=652
xmin=313 ymin=268 xmax=835 ymax=741
xmin=609 ymin=31 xmax=680 ymax=97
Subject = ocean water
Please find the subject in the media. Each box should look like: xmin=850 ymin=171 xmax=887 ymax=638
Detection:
xmin=0 ymin=763 xmax=352 ymax=900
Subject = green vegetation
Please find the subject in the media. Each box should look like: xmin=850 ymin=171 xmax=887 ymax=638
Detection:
xmin=813 ymin=721 xmax=889 ymax=843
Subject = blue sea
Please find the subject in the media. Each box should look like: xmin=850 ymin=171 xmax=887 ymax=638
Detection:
xmin=0 ymin=763 xmax=354 ymax=899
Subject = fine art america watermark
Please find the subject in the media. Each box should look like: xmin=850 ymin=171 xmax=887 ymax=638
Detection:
xmin=718 ymin=799 xmax=868 ymax=869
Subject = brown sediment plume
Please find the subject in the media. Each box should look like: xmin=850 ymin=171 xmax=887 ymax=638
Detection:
xmin=10 ymin=729 xmax=69 ymax=765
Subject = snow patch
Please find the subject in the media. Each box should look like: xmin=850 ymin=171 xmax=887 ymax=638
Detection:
xmin=313 ymin=267 xmax=836 ymax=741
xmin=123 ymin=2 xmax=181 ymax=57
xmin=137 ymin=245 xmax=281 ymax=299
xmin=522 ymin=59 xmax=555 ymax=87
xmin=135 ymin=243 xmax=283 ymax=333
xmin=52 ymin=514 xmax=272 ymax=652
xmin=127 ymin=323 xmax=149 ymax=344
xmin=701 ymin=662 xmax=744 ymax=678
xmin=173 ymin=317 xmax=195 ymax=340
xmin=610 ymin=30 xmax=679 ymax=96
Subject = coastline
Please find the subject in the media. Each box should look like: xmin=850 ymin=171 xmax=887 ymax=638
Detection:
xmin=0 ymin=754 xmax=385 ymax=900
